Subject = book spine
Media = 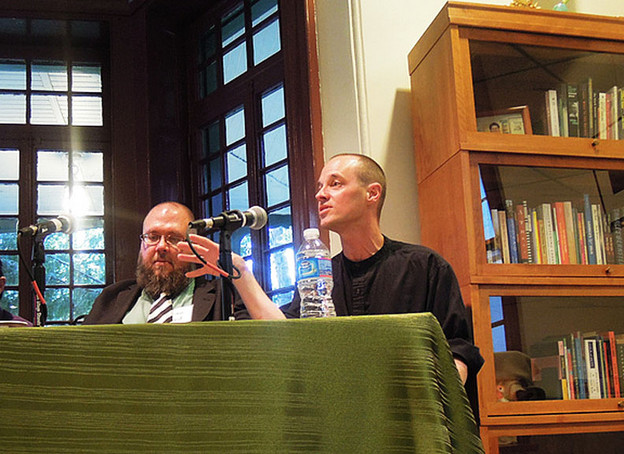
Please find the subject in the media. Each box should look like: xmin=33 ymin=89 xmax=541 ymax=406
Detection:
xmin=616 ymin=335 xmax=624 ymax=397
xmin=515 ymin=203 xmax=529 ymax=263
xmin=584 ymin=195 xmax=597 ymax=264
xmin=523 ymin=201 xmax=533 ymax=263
xmin=546 ymin=89 xmax=560 ymax=136
xmin=612 ymin=207 xmax=624 ymax=264
xmin=558 ymin=83 xmax=569 ymax=137
xmin=567 ymin=83 xmax=580 ymax=137
xmin=577 ymin=211 xmax=588 ymax=264
xmin=573 ymin=332 xmax=587 ymax=399
xmin=592 ymin=204 xmax=604 ymax=265
xmin=558 ymin=339 xmax=569 ymax=399
xmin=505 ymin=200 xmax=519 ymax=263
xmin=563 ymin=201 xmax=577 ymax=264
xmin=609 ymin=331 xmax=620 ymax=398
xmin=585 ymin=338 xmax=601 ymax=399
xmin=541 ymin=203 xmax=557 ymax=264
xmin=599 ymin=92 xmax=608 ymax=139
xmin=532 ymin=208 xmax=542 ymax=264
xmin=499 ymin=209 xmax=510 ymax=264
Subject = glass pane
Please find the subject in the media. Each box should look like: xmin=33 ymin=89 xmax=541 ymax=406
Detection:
xmin=72 ymin=96 xmax=103 ymax=126
xmin=73 ymin=151 xmax=103 ymax=182
xmin=0 ymin=218 xmax=18 ymax=251
xmin=44 ymin=230 xmax=70 ymax=251
xmin=31 ymin=94 xmax=69 ymax=125
xmin=73 ymin=217 xmax=105 ymax=250
xmin=471 ymin=41 xmax=624 ymax=139
xmin=31 ymin=20 xmax=66 ymax=38
xmin=0 ymin=184 xmax=18 ymax=215
xmin=491 ymin=295 xmax=624 ymax=402
xmin=31 ymin=63 xmax=68 ymax=91
xmin=209 ymin=158 xmax=222 ymax=191
xmin=263 ymin=124 xmax=287 ymax=167
xmin=0 ymin=149 xmax=19 ymax=180
xmin=73 ymin=287 xmax=100 ymax=318
xmin=200 ymin=62 xmax=217 ymax=99
xmin=2 ymin=254 xmax=18 ymax=285
xmin=2 ymin=289 xmax=19 ymax=315
xmin=72 ymin=65 xmax=101 ymax=92
xmin=227 ymin=144 xmax=247 ymax=183
xmin=481 ymin=164 xmax=624 ymax=265
xmin=0 ymin=18 xmax=26 ymax=35
xmin=261 ymin=85 xmax=284 ymax=127
xmin=70 ymin=185 xmax=104 ymax=216
xmin=203 ymin=121 xmax=220 ymax=158
xmin=198 ymin=26 xmax=217 ymax=63
xmin=211 ymin=194 xmax=223 ymax=216
xmin=0 ymin=61 xmax=26 ymax=89
xmin=233 ymin=229 xmax=251 ymax=257
xmin=492 ymin=325 xmax=507 ymax=352
xmin=252 ymin=0 xmax=278 ymax=27
xmin=223 ymin=42 xmax=247 ymax=84
xmin=46 ymin=253 xmax=70 ymax=285
xmin=269 ymin=246 xmax=295 ymax=290
xmin=200 ymin=165 xmax=208 ymax=194
xmin=45 ymin=287 xmax=70 ymax=322
xmin=74 ymin=253 xmax=105 ymax=285
xmin=271 ymin=290 xmax=293 ymax=307
xmin=38 ymin=151 xmax=68 ymax=181
xmin=490 ymin=295 xmax=503 ymax=323
xmin=268 ymin=206 xmax=292 ymax=248
xmin=228 ymin=182 xmax=248 ymax=211
xmin=225 ymin=106 xmax=245 ymax=145
xmin=265 ymin=165 xmax=290 ymax=207
xmin=253 ymin=19 xmax=280 ymax=65
xmin=0 ymin=94 xmax=26 ymax=124
xmin=496 ymin=430 xmax=624 ymax=452
xmin=37 ymin=184 xmax=67 ymax=215
xmin=222 ymin=5 xmax=244 ymax=47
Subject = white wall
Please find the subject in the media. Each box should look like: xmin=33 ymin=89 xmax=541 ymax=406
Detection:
xmin=314 ymin=0 xmax=622 ymax=253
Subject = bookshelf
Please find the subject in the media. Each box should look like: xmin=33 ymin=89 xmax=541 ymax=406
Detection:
xmin=408 ymin=3 xmax=624 ymax=453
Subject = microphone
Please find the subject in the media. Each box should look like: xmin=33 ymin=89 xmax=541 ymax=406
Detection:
xmin=19 ymin=215 xmax=74 ymax=238
xmin=189 ymin=206 xmax=268 ymax=232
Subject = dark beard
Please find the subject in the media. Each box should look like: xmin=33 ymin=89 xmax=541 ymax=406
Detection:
xmin=136 ymin=258 xmax=192 ymax=299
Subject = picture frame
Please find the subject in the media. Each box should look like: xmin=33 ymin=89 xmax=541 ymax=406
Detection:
xmin=477 ymin=105 xmax=532 ymax=135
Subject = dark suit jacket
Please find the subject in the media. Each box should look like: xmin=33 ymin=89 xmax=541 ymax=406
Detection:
xmin=84 ymin=277 xmax=249 ymax=324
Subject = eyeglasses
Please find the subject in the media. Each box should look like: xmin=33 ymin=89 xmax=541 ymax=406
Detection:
xmin=139 ymin=232 xmax=186 ymax=248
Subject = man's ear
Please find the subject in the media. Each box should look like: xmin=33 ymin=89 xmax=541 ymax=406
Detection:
xmin=0 ymin=276 xmax=6 ymax=294
xmin=366 ymin=183 xmax=382 ymax=204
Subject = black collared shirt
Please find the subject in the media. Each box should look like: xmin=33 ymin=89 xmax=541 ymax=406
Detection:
xmin=283 ymin=237 xmax=484 ymax=376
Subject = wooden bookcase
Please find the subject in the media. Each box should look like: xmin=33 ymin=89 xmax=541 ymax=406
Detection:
xmin=408 ymin=2 xmax=624 ymax=453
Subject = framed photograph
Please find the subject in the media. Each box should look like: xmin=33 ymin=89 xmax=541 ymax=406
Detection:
xmin=477 ymin=106 xmax=532 ymax=135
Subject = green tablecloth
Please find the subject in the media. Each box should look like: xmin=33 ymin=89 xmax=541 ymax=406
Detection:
xmin=0 ymin=313 xmax=483 ymax=453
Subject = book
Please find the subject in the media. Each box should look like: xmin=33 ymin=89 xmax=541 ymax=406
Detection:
xmin=577 ymin=211 xmax=588 ymax=264
xmin=532 ymin=208 xmax=543 ymax=264
xmin=608 ymin=85 xmax=619 ymax=140
xmin=558 ymin=339 xmax=570 ymax=399
xmin=546 ymin=89 xmax=561 ymax=137
xmin=515 ymin=203 xmax=530 ymax=263
xmin=540 ymin=203 xmax=557 ymax=264
xmin=616 ymin=334 xmax=624 ymax=396
xmin=523 ymin=200 xmax=533 ymax=263
xmin=579 ymin=77 xmax=594 ymax=138
xmin=598 ymin=92 xmax=608 ymax=139
xmin=592 ymin=204 xmax=604 ymax=265
xmin=584 ymin=337 xmax=602 ymax=399
xmin=607 ymin=331 xmax=620 ymax=398
xmin=499 ymin=209 xmax=510 ymax=264
xmin=584 ymin=195 xmax=597 ymax=264
xmin=567 ymin=83 xmax=580 ymax=137
xmin=611 ymin=207 xmax=624 ymax=264
xmin=505 ymin=200 xmax=519 ymax=263
xmin=563 ymin=201 xmax=578 ymax=264
xmin=490 ymin=208 xmax=503 ymax=264
xmin=557 ymin=83 xmax=569 ymax=137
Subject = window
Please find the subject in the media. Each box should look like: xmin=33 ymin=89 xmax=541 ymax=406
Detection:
xmin=189 ymin=0 xmax=315 ymax=306
xmin=0 ymin=18 xmax=109 ymax=324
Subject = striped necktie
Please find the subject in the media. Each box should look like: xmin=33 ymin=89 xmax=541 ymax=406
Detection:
xmin=147 ymin=293 xmax=173 ymax=324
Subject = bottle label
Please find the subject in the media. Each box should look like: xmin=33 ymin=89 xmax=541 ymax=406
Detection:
xmin=297 ymin=257 xmax=332 ymax=280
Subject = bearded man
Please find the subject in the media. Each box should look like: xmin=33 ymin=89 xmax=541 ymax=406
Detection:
xmin=84 ymin=202 xmax=249 ymax=324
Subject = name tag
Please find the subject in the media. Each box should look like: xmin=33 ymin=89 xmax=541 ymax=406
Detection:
xmin=172 ymin=305 xmax=193 ymax=323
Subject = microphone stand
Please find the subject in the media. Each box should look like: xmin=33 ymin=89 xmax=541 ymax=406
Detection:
xmin=32 ymin=237 xmax=47 ymax=327
xmin=217 ymin=213 xmax=238 ymax=321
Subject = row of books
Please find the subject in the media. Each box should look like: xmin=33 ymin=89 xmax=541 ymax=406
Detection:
xmin=544 ymin=80 xmax=624 ymax=140
xmin=556 ymin=331 xmax=624 ymax=400
xmin=486 ymin=195 xmax=624 ymax=265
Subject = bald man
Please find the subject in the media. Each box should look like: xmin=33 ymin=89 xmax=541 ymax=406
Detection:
xmin=84 ymin=202 xmax=248 ymax=324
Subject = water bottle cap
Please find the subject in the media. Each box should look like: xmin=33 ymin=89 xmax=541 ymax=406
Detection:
xmin=303 ymin=228 xmax=320 ymax=240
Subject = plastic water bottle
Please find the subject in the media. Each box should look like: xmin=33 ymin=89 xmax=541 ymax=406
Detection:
xmin=296 ymin=228 xmax=336 ymax=318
